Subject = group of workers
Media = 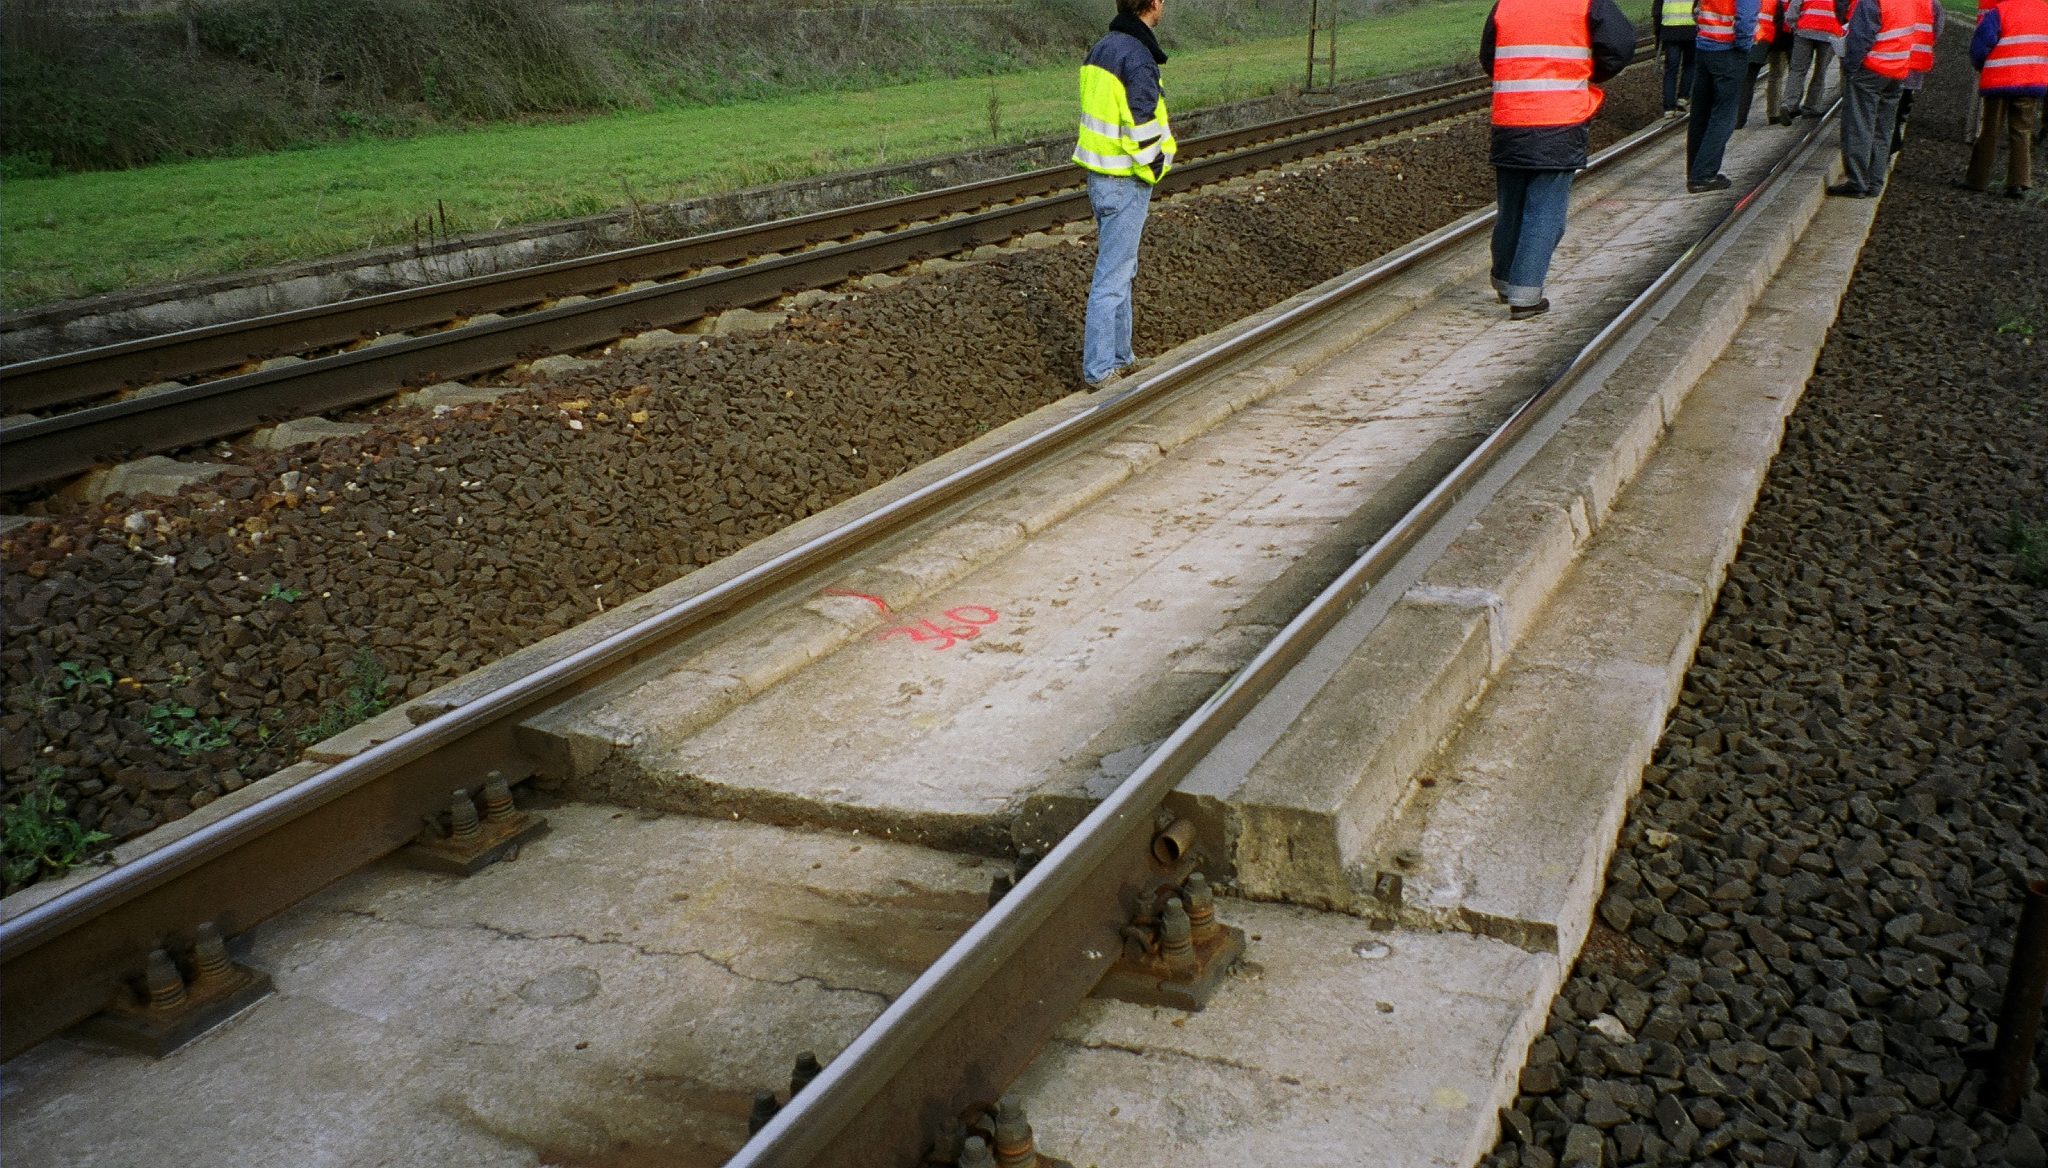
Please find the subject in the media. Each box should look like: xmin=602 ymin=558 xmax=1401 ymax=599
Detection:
xmin=1064 ymin=0 xmax=2043 ymax=381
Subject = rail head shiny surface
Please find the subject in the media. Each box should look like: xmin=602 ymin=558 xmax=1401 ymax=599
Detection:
xmin=729 ymin=110 xmax=1832 ymax=1168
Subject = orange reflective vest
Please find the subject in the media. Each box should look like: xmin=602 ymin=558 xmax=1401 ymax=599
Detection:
xmin=1864 ymin=0 xmax=1936 ymax=77
xmin=1908 ymin=4 xmax=1937 ymax=69
xmin=1982 ymin=0 xmax=2048 ymax=90
xmin=1490 ymin=0 xmax=1605 ymax=127
xmin=1759 ymin=0 xmax=1783 ymax=41
xmin=1699 ymin=0 xmax=1741 ymax=45
xmin=1797 ymin=0 xmax=1846 ymax=37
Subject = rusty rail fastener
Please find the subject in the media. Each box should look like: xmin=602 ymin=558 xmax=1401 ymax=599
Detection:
xmin=74 ymin=921 xmax=274 ymax=1056
xmin=402 ymin=773 xmax=548 ymax=876
xmin=1984 ymin=877 xmax=2048 ymax=1117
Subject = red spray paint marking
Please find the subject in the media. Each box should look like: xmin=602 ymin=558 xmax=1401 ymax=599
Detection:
xmin=877 ymin=605 xmax=1002 ymax=652
xmin=821 ymin=588 xmax=892 ymax=614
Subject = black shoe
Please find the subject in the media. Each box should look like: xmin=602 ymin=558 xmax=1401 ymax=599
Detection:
xmin=1509 ymin=299 xmax=1551 ymax=321
xmin=1950 ymin=179 xmax=1988 ymax=192
xmin=2006 ymin=187 xmax=2029 ymax=199
xmin=1688 ymin=174 xmax=1733 ymax=193
xmin=1825 ymin=182 xmax=1867 ymax=198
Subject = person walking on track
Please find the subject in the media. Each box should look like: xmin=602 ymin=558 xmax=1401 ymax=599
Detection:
xmin=1831 ymin=0 xmax=1939 ymax=197
xmin=1781 ymin=0 xmax=1847 ymax=118
xmin=1687 ymin=0 xmax=1761 ymax=193
xmin=1481 ymin=0 xmax=1637 ymax=319
xmin=1960 ymin=0 xmax=2048 ymax=196
xmin=1651 ymin=0 xmax=1699 ymax=113
xmin=1073 ymin=0 xmax=1176 ymax=391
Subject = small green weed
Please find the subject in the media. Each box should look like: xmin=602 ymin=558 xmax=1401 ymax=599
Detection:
xmin=2003 ymin=514 xmax=2048 ymax=586
xmin=145 ymin=704 xmax=238 ymax=757
xmin=297 ymin=650 xmax=392 ymax=745
xmin=57 ymin=662 xmax=114 ymax=691
xmin=1995 ymin=314 xmax=2036 ymax=339
xmin=2 ymin=785 xmax=110 ymax=888
xmin=262 ymin=583 xmax=306 ymax=603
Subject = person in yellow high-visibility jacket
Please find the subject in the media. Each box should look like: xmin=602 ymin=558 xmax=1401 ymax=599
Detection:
xmin=1073 ymin=0 xmax=1176 ymax=390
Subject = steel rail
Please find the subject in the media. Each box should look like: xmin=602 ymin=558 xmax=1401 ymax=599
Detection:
xmin=0 ymin=111 xmax=1681 ymax=1062
xmin=0 ymin=92 xmax=1502 ymax=493
xmin=730 ymin=110 xmax=1844 ymax=1168
xmin=0 ymin=77 xmax=1492 ymax=419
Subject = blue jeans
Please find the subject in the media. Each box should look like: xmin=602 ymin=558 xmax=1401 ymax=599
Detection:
xmin=1491 ymin=167 xmax=1574 ymax=307
xmin=1662 ymin=40 xmax=1696 ymax=110
xmin=1083 ymin=172 xmax=1153 ymax=384
xmin=1687 ymin=47 xmax=1748 ymax=184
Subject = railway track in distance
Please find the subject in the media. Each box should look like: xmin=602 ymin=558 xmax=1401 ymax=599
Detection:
xmin=0 ymin=70 xmax=1541 ymax=493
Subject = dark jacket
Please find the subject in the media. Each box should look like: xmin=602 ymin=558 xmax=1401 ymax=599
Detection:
xmin=1083 ymin=14 xmax=1166 ymax=124
xmin=1481 ymin=0 xmax=1639 ymax=169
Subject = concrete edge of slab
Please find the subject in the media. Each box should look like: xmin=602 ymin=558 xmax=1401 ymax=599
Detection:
xmin=1359 ymin=183 xmax=1886 ymax=1168
xmin=1218 ymin=133 xmax=1845 ymax=909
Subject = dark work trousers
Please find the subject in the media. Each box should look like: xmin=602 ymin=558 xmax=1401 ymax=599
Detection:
xmin=1966 ymin=95 xmax=2042 ymax=192
xmin=1839 ymin=64 xmax=1902 ymax=195
xmin=1736 ymin=38 xmax=1791 ymax=127
xmin=1663 ymin=39 xmax=1697 ymax=110
xmin=1892 ymin=87 xmax=1918 ymax=154
xmin=1687 ymin=48 xmax=1749 ymax=183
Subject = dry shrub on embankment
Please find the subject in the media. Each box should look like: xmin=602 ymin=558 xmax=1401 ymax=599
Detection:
xmin=0 ymin=0 xmax=1379 ymax=175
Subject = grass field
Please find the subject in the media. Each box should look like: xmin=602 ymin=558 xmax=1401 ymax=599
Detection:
xmin=2 ymin=0 xmax=1513 ymax=308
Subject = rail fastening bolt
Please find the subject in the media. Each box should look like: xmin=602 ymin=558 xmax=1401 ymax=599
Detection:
xmin=993 ymin=1095 xmax=1036 ymax=1167
xmin=448 ymin=788 xmax=482 ymax=842
xmin=790 ymin=1050 xmax=822 ymax=1096
xmin=1184 ymin=872 xmax=1218 ymax=942
xmin=988 ymin=871 xmax=1014 ymax=907
xmin=748 ymin=1089 xmax=780 ymax=1136
xmin=143 ymin=948 xmax=187 ymax=1012
xmin=481 ymin=774 xmax=516 ymax=823
xmin=958 ymin=1134 xmax=997 ymax=1168
xmin=1161 ymin=898 xmax=1197 ymax=978
xmin=192 ymin=921 xmax=234 ymax=984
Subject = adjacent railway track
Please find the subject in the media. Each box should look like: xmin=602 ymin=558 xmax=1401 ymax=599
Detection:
xmin=0 ymin=64 xmax=1623 ymax=494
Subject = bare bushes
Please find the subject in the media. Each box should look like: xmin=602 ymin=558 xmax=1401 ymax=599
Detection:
xmin=2 ymin=0 xmax=1384 ymax=175
xmin=1 ymin=0 xmax=623 ymax=173
xmin=196 ymin=0 xmax=623 ymax=120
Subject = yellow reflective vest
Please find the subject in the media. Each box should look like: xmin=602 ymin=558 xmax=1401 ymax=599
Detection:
xmin=1073 ymin=62 xmax=1177 ymax=184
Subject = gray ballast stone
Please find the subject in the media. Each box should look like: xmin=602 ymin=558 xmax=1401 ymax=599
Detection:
xmin=250 ymin=418 xmax=373 ymax=450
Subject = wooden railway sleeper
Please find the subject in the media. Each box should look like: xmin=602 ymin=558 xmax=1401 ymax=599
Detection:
xmin=73 ymin=920 xmax=274 ymax=1057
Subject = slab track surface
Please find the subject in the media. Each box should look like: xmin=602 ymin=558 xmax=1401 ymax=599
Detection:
xmin=0 ymin=62 xmax=1933 ymax=1168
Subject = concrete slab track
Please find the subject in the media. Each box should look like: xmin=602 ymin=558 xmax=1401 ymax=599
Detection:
xmin=2 ymin=103 xmax=1883 ymax=1168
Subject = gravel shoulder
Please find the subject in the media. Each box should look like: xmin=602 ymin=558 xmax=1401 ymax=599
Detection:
xmin=1479 ymin=40 xmax=2048 ymax=1168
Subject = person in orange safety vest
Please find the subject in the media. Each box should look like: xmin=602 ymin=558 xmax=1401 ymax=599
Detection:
xmin=1960 ymin=0 xmax=2048 ymax=194
xmin=1829 ymin=0 xmax=1938 ymax=197
xmin=1479 ymin=0 xmax=1637 ymax=319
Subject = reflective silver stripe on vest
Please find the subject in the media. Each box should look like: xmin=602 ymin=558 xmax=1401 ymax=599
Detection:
xmin=1996 ymin=33 xmax=2048 ymax=43
xmin=1079 ymin=112 xmax=1124 ymax=139
xmin=1073 ymin=145 xmax=1136 ymax=172
xmin=1492 ymin=44 xmax=1596 ymax=58
xmin=1988 ymin=53 xmax=2048 ymax=63
xmin=1493 ymin=78 xmax=1593 ymax=91
xmin=1130 ymin=120 xmax=1166 ymax=143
